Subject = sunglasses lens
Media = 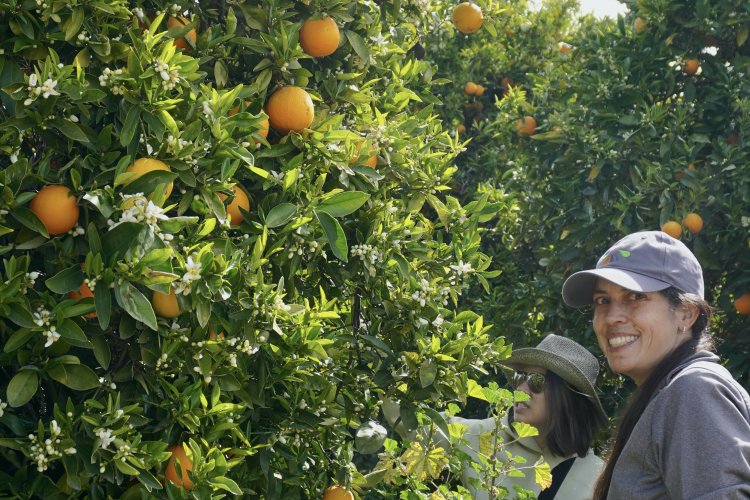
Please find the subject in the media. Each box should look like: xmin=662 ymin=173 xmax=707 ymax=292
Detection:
xmin=512 ymin=371 xmax=546 ymax=393
xmin=528 ymin=373 xmax=546 ymax=393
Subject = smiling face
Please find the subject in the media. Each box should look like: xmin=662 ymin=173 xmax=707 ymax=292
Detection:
xmin=592 ymin=278 xmax=695 ymax=385
xmin=512 ymin=365 xmax=549 ymax=437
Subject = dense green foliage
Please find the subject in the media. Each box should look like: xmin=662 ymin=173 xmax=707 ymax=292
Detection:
xmin=0 ymin=0 xmax=520 ymax=497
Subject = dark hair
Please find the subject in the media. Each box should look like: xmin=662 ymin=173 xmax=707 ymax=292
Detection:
xmin=592 ymin=288 xmax=714 ymax=499
xmin=543 ymin=371 xmax=608 ymax=457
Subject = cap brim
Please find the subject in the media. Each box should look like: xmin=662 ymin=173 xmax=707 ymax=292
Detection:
xmin=562 ymin=268 xmax=671 ymax=307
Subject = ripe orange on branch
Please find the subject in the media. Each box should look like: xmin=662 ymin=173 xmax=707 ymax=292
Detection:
xmin=152 ymin=288 xmax=180 ymax=318
xmin=515 ymin=116 xmax=537 ymax=136
xmin=683 ymin=58 xmax=700 ymax=75
xmin=682 ymin=213 xmax=703 ymax=235
xmin=30 ymin=185 xmax=80 ymax=236
xmin=473 ymin=84 xmax=484 ymax=96
xmin=734 ymin=292 xmax=750 ymax=315
xmin=219 ymin=185 xmax=251 ymax=226
xmin=299 ymin=16 xmax=340 ymax=57
xmin=322 ymin=485 xmax=354 ymax=500
xmin=125 ymin=158 xmax=174 ymax=199
xmin=165 ymin=443 xmax=194 ymax=489
xmin=463 ymin=81 xmax=477 ymax=95
xmin=452 ymin=2 xmax=483 ymax=34
xmin=265 ymin=86 xmax=315 ymax=134
xmin=167 ymin=16 xmax=196 ymax=50
xmin=661 ymin=220 xmax=682 ymax=239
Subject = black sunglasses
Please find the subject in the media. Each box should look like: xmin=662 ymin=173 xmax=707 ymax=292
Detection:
xmin=511 ymin=370 xmax=547 ymax=394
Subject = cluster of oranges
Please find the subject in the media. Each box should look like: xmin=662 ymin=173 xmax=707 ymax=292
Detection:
xmin=660 ymin=213 xmax=703 ymax=239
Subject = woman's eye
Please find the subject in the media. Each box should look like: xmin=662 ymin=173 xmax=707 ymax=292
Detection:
xmin=593 ymin=296 xmax=608 ymax=305
xmin=631 ymin=292 xmax=647 ymax=301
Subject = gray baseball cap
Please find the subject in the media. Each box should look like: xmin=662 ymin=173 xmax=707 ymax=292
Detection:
xmin=562 ymin=230 xmax=704 ymax=307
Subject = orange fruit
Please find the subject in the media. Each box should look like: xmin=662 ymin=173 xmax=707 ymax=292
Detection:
xmin=125 ymin=158 xmax=174 ymax=200
xmin=209 ymin=328 xmax=224 ymax=341
xmin=165 ymin=443 xmax=194 ymax=489
xmin=456 ymin=124 xmax=466 ymax=135
xmin=152 ymin=288 xmax=180 ymax=318
xmin=683 ymin=58 xmax=700 ymax=75
xmin=452 ymin=2 xmax=483 ymax=34
xmin=558 ymin=42 xmax=572 ymax=54
xmin=515 ymin=116 xmax=537 ymax=136
xmin=661 ymin=220 xmax=682 ymax=239
xmin=633 ymin=17 xmax=647 ymax=34
xmin=219 ymin=185 xmax=250 ymax=226
xmin=734 ymin=292 xmax=750 ymax=315
xmin=322 ymin=485 xmax=353 ymax=500
xmin=265 ymin=86 xmax=315 ymax=134
xmin=299 ymin=16 xmax=340 ymax=57
xmin=69 ymin=281 xmax=97 ymax=319
xmin=167 ymin=16 xmax=196 ymax=50
xmin=682 ymin=213 xmax=703 ymax=235
xmin=350 ymin=142 xmax=378 ymax=168
xmin=463 ymin=81 xmax=477 ymax=96
xmin=473 ymin=84 xmax=484 ymax=96
xmin=30 ymin=185 xmax=79 ymax=236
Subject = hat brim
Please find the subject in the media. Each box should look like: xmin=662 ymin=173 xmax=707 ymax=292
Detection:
xmin=562 ymin=268 xmax=671 ymax=307
xmin=501 ymin=347 xmax=607 ymax=421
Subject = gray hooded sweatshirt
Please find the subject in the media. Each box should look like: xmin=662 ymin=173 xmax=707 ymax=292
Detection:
xmin=608 ymin=351 xmax=750 ymax=499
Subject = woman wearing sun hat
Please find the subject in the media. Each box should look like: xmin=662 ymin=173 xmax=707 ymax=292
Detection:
xmin=562 ymin=230 xmax=750 ymax=499
xmin=387 ymin=333 xmax=608 ymax=499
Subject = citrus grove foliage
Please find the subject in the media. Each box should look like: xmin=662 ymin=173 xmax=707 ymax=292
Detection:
xmin=0 ymin=0 xmax=530 ymax=496
xmin=429 ymin=0 xmax=750 ymax=393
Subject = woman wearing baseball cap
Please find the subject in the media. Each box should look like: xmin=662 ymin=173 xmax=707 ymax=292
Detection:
xmin=387 ymin=334 xmax=608 ymax=498
xmin=562 ymin=230 xmax=750 ymax=498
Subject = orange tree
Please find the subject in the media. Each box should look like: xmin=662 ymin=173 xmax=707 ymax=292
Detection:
xmin=0 ymin=0 xmax=519 ymax=497
xmin=435 ymin=0 xmax=750 ymax=403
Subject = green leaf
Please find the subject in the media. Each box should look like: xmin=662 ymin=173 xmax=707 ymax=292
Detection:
xmin=57 ymin=319 xmax=91 ymax=348
xmin=91 ymin=334 xmax=111 ymax=369
xmin=45 ymin=265 xmax=84 ymax=294
xmin=467 ymin=380 xmax=488 ymax=401
xmin=419 ymin=360 xmax=437 ymax=388
xmin=3 ymin=329 xmax=35 ymax=353
xmin=120 ymin=106 xmax=141 ymax=147
xmin=6 ymin=307 xmax=36 ymax=329
xmin=10 ymin=207 xmax=49 ymax=237
xmin=315 ymin=210 xmax=348 ymax=262
xmin=64 ymin=7 xmax=85 ymax=41
xmin=121 ymin=170 xmax=177 ymax=196
xmin=7 ymin=370 xmax=38 ymax=407
xmin=738 ymin=25 xmax=749 ymax=47
xmin=210 ymin=476 xmax=242 ymax=495
xmin=346 ymin=30 xmax=370 ymax=62
xmin=114 ymin=281 xmax=158 ymax=331
xmin=95 ymin=283 xmax=112 ymax=330
xmin=102 ymin=222 xmax=144 ymax=260
xmin=512 ymin=421 xmax=540 ymax=438
xmin=51 ymin=118 xmax=89 ymax=143
xmin=47 ymin=363 xmax=100 ymax=391
xmin=265 ymin=203 xmax=297 ymax=228
xmin=317 ymin=191 xmax=370 ymax=217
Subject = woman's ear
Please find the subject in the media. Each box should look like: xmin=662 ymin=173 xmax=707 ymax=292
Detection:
xmin=678 ymin=303 xmax=700 ymax=331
